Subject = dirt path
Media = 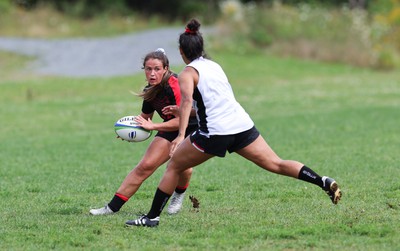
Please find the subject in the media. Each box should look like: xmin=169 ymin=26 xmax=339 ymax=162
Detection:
xmin=0 ymin=27 xmax=214 ymax=77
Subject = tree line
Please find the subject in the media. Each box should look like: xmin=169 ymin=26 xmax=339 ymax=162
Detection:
xmin=12 ymin=0 xmax=368 ymax=21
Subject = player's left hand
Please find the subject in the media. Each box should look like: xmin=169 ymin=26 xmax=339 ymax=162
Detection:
xmin=162 ymin=105 xmax=180 ymax=117
xmin=134 ymin=115 xmax=154 ymax=130
xmin=170 ymin=134 xmax=184 ymax=157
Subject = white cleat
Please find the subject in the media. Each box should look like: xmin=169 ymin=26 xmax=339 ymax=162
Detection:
xmin=89 ymin=205 xmax=114 ymax=215
xmin=167 ymin=192 xmax=185 ymax=214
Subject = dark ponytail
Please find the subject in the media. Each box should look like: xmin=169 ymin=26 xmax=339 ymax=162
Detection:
xmin=179 ymin=19 xmax=207 ymax=62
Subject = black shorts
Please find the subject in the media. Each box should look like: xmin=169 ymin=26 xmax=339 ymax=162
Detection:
xmin=156 ymin=124 xmax=198 ymax=142
xmin=189 ymin=126 xmax=260 ymax=157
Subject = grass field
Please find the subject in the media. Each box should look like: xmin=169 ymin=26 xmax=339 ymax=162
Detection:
xmin=1 ymin=51 xmax=399 ymax=250
xmin=0 ymin=5 xmax=172 ymax=38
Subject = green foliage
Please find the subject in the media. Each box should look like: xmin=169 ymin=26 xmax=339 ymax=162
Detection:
xmin=125 ymin=0 xmax=215 ymax=22
xmin=216 ymin=0 xmax=400 ymax=70
xmin=0 ymin=0 xmax=11 ymax=12
xmin=0 ymin=4 xmax=171 ymax=38
xmin=52 ymin=0 xmax=131 ymax=18
xmin=370 ymin=0 xmax=400 ymax=69
xmin=11 ymin=0 xmax=219 ymax=22
xmin=1 ymin=51 xmax=400 ymax=250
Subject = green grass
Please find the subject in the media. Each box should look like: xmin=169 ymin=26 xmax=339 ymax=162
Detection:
xmin=0 ymin=51 xmax=36 ymax=81
xmin=1 ymin=52 xmax=399 ymax=250
xmin=0 ymin=5 xmax=178 ymax=38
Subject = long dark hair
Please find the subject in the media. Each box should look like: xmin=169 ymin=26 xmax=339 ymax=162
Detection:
xmin=138 ymin=49 xmax=172 ymax=102
xmin=179 ymin=19 xmax=208 ymax=62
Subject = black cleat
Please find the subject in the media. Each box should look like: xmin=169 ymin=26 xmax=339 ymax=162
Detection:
xmin=125 ymin=215 xmax=160 ymax=227
xmin=322 ymin=176 xmax=342 ymax=204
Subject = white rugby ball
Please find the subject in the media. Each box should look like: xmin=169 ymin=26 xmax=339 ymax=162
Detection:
xmin=114 ymin=116 xmax=152 ymax=142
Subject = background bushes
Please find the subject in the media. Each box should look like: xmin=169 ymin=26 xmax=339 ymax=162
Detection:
xmin=9 ymin=0 xmax=370 ymax=21
xmin=11 ymin=0 xmax=219 ymax=21
xmin=215 ymin=0 xmax=400 ymax=69
xmin=5 ymin=0 xmax=400 ymax=69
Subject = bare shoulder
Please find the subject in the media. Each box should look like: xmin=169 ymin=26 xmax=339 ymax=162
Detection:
xmin=179 ymin=66 xmax=198 ymax=76
xmin=179 ymin=66 xmax=198 ymax=86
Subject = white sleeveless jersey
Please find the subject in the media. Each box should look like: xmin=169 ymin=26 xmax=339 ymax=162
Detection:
xmin=188 ymin=57 xmax=254 ymax=135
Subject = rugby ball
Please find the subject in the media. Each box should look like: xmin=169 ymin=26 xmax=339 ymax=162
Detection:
xmin=114 ymin=116 xmax=152 ymax=142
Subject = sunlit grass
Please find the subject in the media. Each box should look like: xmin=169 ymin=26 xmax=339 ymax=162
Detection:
xmin=0 ymin=5 xmax=177 ymax=38
xmin=0 ymin=51 xmax=36 ymax=80
xmin=1 ymin=51 xmax=399 ymax=250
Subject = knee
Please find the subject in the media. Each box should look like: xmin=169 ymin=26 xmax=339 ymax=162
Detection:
xmin=133 ymin=161 xmax=157 ymax=179
xmin=167 ymin=160 xmax=191 ymax=173
xmin=183 ymin=167 xmax=193 ymax=176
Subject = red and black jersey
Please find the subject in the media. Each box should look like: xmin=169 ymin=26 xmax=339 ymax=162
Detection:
xmin=141 ymin=73 xmax=198 ymax=137
xmin=141 ymin=74 xmax=181 ymax=122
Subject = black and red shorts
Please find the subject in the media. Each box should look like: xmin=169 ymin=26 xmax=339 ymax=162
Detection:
xmin=156 ymin=124 xmax=198 ymax=142
xmin=189 ymin=126 xmax=260 ymax=157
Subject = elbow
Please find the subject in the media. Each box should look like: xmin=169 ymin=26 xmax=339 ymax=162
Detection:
xmin=182 ymin=96 xmax=193 ymax=105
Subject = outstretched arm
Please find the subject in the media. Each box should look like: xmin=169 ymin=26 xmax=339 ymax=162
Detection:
xmin=170 ymin=66 xmax=197 ymax=156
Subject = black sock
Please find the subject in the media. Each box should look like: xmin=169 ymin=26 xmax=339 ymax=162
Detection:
xmin=175 ymin=184 xmax=189 ymax=194
xmin=108 ymin=193 xmax=129 ymax=212
xmin=298 ymin=165 xmax=323 ymax=188
xmin=147 ymin=188 xmax=171 ymax=219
